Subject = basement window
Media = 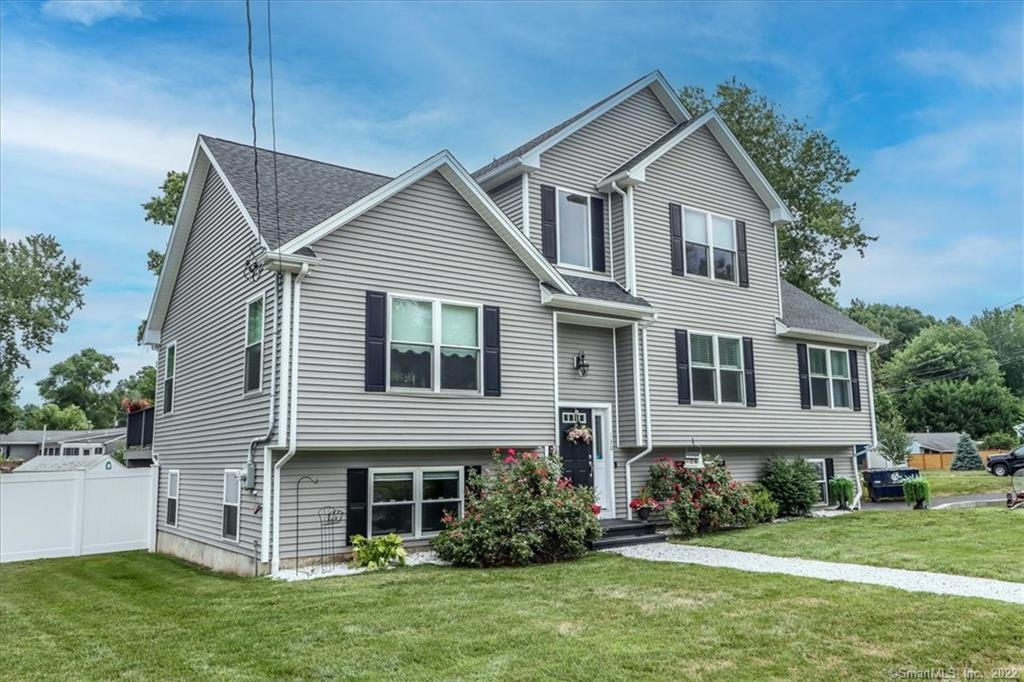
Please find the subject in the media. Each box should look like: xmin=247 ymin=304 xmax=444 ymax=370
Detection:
xmin=167 ymin=470 xmax=179 ymax=528
xmin=369 ymin=468 xmax=463 ymax=538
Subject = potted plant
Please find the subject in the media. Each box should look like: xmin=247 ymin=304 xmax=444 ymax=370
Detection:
xmin=902 ymin=477 xmax=931 ymax=510
xmin=828 ymin=477 xmax=856 ymax=511
xmin=629 ymin=492 xmax=661 ymax=521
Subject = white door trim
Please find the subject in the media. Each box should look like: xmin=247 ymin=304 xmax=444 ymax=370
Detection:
xmin=560 ymin=401 xmax=615 ymax=519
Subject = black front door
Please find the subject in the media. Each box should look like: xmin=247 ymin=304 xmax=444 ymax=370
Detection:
xmin=560 ymin=407 xmax=593 ymax=488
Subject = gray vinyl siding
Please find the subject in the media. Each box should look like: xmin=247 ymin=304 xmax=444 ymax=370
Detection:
xmin=632 ymin=126 xmax=873 ymax=446
xmin=296 ymin=171 xmax=555 ymax=448
xmin=614 ymin=326 xmax=638 ymax=447
xmin=609 ymin=192 xmax=627 ymax=288
xmin=154 ymin=167 xmax=275 ymax=556
xmin=3 ymin=444 xmax=39 ymax=461
xmin=488 ymin=176 xmax=523 ymax=231
xmin=556 ymin=323 xmax=614 ymax=405
xmin=527 ymin=86 xmax=676 ymax=275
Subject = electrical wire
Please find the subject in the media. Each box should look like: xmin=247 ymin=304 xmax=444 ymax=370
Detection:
xmin=245 ymin=0 xmax=262 ymax=236
xmin=266 ymin=0 xmax=282 ymax=270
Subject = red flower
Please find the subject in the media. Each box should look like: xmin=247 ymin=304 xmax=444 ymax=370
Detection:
xmin=503 ymin=455 xmax=517 ymax=463
xmin=591 ymin=504 xmax=602 ymax=515
xmin=507 ymin=448 xmax=516 ymax=456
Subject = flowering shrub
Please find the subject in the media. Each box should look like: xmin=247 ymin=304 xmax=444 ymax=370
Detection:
xmin=628 ymin=491 xmax=661 ymax=512
xmin=645 ymin=458 xmax=758 ymax=537
xmin=432 ymin=448 xmax=602 ymax=567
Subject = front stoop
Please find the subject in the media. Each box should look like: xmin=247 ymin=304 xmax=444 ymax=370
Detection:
xmin=590 ymin=519 xmax=667 ymax=550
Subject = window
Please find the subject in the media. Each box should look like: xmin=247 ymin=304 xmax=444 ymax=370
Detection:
xmin=689 ymin=332 xmax=745 ymax=405
xmin=809 ymin=346 xmax=852 ymax=409
xmin=369 ymin=468 xmax=463 ymax=538
xmin=167 ymin=470 xmax=179 ymax=527
xmin=556 ymin=189 xmax=597 ymax=269
xmin=389 ymin=296 xmax=480 ymax=393
xmin=64 ymin=447 xmax=80 ymax=456
xmin=244 ymin=297 xmax=264 ymax=393
xmin=222 ymin=470 xmax=240 ymax=541
xmin=808 ymin=459 xmax=828 ymax=504
xmin=683 ymin=207 xmax=736 ymax=282
xmin=94 ymin=446 xmax=103 ymax=455
xmin=163 ymin=343 xmax=176 ymax=414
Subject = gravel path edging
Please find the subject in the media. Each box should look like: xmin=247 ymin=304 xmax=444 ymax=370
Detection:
xmin=604 ymin=544 xmax=1024 ymax=604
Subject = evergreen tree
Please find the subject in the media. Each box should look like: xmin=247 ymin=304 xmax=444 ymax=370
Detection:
xmin=950 ymin=433 xmax=984 ymax=471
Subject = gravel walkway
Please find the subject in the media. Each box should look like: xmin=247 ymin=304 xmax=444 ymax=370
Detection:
xmin=606 ymin=544 xmax=1024 ymax=604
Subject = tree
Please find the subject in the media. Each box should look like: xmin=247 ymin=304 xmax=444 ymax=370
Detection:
xmin=679 ymin=80 xmax=874 ymax=301
xmin=0 ymin=372 xmax=21 ymax=433
xmin=846 ymin=300 xmax=938 ymax=365
xmin=876 ymin=415 xmax=911 ymax=466
xmin=880 ymin=324 xmax=1001 ymax=389
xmin=114 ymin=366 xmax=156 ymax=404
xmin=142 ymin=170 xmax=187 ymax=276
xmin=20 ymin=403 xmax=92 ymax=430
xmin=37 ymin=348 xmax=119 ymax=428
xmin=0 ymin=234 xmax=89 ymax=378
xmin=971 ymin=305 xmax=1024 ymax=397
xmin=950 ymin=433 xmax=984 ymax=471
xmin=981 ymin=432 xmax=1019 ymax=451
xmin=891 ymin=380 xmax=1021 ymax=437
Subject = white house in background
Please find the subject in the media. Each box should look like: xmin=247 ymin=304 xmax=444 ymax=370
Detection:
xmin=0 ymin=428 xmax=126 ymax=462
xmin=14 ymin=454 xmax=126 ymax=473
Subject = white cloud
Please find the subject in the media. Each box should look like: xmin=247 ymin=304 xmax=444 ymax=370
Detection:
xmin=898 ymin=24 xmax=1023 ymax=90
xmin=41 ymin=1 xmax=142 ymax=26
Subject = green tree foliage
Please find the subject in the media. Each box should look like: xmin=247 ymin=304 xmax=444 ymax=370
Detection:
xmin=679 ymin=80 xmax=874 ymax=301
xmin=846 ymin=300 xmax=938 ymax=365
xmin=880 ymin=324 xmax=1001 ymax=389
xmin=20 ymin=403 xmax=92 ymax=430
xmin=37 ymin=348 xmax=119 ymax=428
xmin=115 ymin=366 xmax=156 ymax=404
xmin=950 ymin=434 xmax=984 ymax=471
xmin=971 ymin=305 xmax=1024 ymax=397
xmin=0 ymin=234 xmax=89 ymax=378
xmin=892 ymin=380 xmax=1021 ymax=437
xmin=0 ymin=372 xmax=21 ymax=433
xmin=876 ymin=415 xmax=911 ymax=466
xmin=759 ymin=458 xmax=821 ymax=516
xmin=981 ymin=432 xmax=1019 ymax=451
xmin=142 ymin=170 xmax=187 ymax=276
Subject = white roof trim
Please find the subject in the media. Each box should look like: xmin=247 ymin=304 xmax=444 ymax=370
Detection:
xmin=775 ymin=319 xmax=886 ymax=348
xmin=142 ymin=137 xmax=268 ymax=345
xmin=278 ymin=150 xmax=576 ymax=295
xmin=597 ymin=110 xmax=795 ymax=224
xmin=477 ymin=71 xmax=689 ymax=189
xmin=540 ymin=287 xmax=657 ymax=321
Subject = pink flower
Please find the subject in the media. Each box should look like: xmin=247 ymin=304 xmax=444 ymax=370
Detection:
xmin=591 ymin=504 xmax=602 ymax=515
xmin=503 ymin=455 xmax=517 ymax=463
xmin=507 ymin=448 xmax=516 ymax=456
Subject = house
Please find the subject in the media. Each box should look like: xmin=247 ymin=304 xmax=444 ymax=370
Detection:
xmin=905 ymin=432 xmax=981 ymax=470
xmin=14 ymin=454 xmax=126 ymax=473
xmin=142 ymin=71 xmax=886 ymax=575
xmin=0 ymin=428 xmax=126 ymax=462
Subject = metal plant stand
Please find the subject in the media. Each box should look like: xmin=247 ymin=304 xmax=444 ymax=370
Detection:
xmin=317 ymin=506 xmax=345 ymax=569
xmin=294 ymin=475 xmax=318 ymax=575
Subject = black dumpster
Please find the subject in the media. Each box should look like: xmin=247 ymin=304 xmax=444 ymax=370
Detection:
xmin=862 ymin=468 xmax=920 ymax=502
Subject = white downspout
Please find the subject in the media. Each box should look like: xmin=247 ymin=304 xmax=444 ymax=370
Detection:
xmin=262 ymin=271 xmax=292 ymax=563
xmin=852 ymin=343 xmax=880 ymax=510
xmin=551 ymin=311 xmax=560 ymax=445
xmin=610 ymin=181 xmax=634 ymax=294
xmin=272 ymin=263 xmax=308 ymax=575
xmin=625 ymin=323 xmax=654 ymax=519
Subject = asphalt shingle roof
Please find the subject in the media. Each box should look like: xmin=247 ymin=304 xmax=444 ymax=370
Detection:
xmin=780 ymin=281 xmax=885 ymax=342
xmin=561 ymin=275 xmax=651 ymax=307
xmin=201 ymin=136 xmax=392 ymax=249
xmin=908 ymin=432 xmax=969 ymax=453
xmin=15 ymin=455 xmax=123 ymax=473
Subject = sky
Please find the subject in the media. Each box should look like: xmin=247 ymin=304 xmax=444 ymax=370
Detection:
xmin=1 ymin=0 xmax=1022 ymax=406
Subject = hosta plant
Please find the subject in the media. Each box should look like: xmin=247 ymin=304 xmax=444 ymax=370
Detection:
xmin=350 ymin=533 xmax=407 ymax=570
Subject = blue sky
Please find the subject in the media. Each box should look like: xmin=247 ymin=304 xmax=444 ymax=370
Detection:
xmin=1 ymin=0 xmax=1021 ymax=405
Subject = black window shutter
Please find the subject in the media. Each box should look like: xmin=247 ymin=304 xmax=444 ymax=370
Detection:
xmin=364 ymin=291 xmax=387 ymax=392
xmin=736 ymin=220 xmax=749 ymax=287
xmin=796 ymin=343 xmax=811 ymax=410
xmin=742 ymin=336 xmax=757 ymax=407
xmin=483 ymin=306 xmax=501 ymax=397
xmin=849 ymin=349 xmax=862 ymax=411
xmin=541 ymin=185 xmax=557 ymax=263
xmin=825 ymin=458 xmax=835 ymax=481
xmin=669 ymin=203 xmax=684 ymax=276
xmin=346 ymin=468 xmax=369 ymax=544
xmin=590 ymin=196 xmax=606 ymax=272
xmin=675 ymin=329 xmax=691 ymax=405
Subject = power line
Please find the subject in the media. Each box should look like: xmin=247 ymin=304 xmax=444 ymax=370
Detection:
xmin=244 ymin=0 xmax=262 ymax=236
xmin=266 ymin=0 xmax=282 ymax=269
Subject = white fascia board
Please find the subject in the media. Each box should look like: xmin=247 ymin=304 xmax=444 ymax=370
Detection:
xmin=541 ymin=287 xmax=657 ymax=321
xmin=261 ymin=250 xmax=322 ymax=273
xmin=278 ymin=150 xmax=576 ymax=295
xmin=775 ymin=319 xmax=887 ymax=347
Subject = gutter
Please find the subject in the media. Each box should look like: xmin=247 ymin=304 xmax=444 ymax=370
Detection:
xmin=271 ymin=263 xmax=309 ymax=575
xmin=625 ymin=321 xmax=654 ymax=519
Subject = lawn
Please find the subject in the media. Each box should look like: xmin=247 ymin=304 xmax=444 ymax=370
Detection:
xmin=923 ymin=469 xmax=1016 ymax=497
xmin=2 ymin=552 xmax=1022 ymax=680
xmin=684 ymin=508 xmax=1024 ymax=582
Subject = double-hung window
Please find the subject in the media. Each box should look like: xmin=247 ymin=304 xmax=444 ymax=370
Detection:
xmin=389 ymin=296 xmax=481 ymax=393
xmin=222 ymin=470 xmax=240 ymax=541
xmin=244 ymin=296 xmax=264 ymax=393
xmin=556 ymin=189 xmax=593 ymax=269
xmin=808 ymin=459 xmax=829 ymax=504
xmin=167 ymin=470 xmax=180 ymax=527
xmin=163 ymin=343 xmax=176 ymax=414
xmin=689 ymin=332 xmax=745 ymax=404
xmin=369 ymin=468 xmax=463 ymax=538
xmin=684 ymin=207 xmax=737 ymax=282
xmin=809 ymin=347 xmax=852 ymax=409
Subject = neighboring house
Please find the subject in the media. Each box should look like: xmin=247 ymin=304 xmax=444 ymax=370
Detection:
xmin=909 ymin=432 xmax=968 ymax=454
xmin=143 ymin=71 xmax=887 ymax=575
xmin=0 ymin=428 xmax=126 ymax=462
xmin=14 ymin=454 xmax=125 ymax=473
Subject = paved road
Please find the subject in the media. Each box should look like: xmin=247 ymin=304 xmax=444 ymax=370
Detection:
xmin=860 ymin=492 xmax=1007 ymax=511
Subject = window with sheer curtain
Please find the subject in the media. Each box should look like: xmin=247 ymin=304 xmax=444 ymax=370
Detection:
xmin=689 ymin=332 xmax=745 ymax=404
xmin=684 ymin=207 xmax=736 ymax=282
xmin=389 ymin=297 xmax=480 ymax=392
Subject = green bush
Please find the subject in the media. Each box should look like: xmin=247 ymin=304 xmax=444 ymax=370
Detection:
xmin=828 ymin=477 xmax=856 ymax=510
xmin=760 ymin=459 xmax=821 ymax=516
xmin=902 ymin=477 xmax=931 ymax=509
xmin=646 ymin=458 xmax=757 ymax=537
xmin=432 ymin=449 xmax=602 ymax=567
xmin=351 ymin=533 xmax=407 ymax=570
xmin=950 ymin=434 xmax=984 ymax=471
xmin=745 ymin=483 xmax=779 ymax=522
xmin=981 ymin=432 xmax=1019 ymax=451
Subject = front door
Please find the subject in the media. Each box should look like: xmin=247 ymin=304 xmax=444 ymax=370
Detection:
xmin=559 ymin=407 xmax=594 ymax=488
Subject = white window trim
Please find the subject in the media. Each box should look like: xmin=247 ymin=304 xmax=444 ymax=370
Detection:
xmin=687 ymin=330 xmax=746 ymax=406
xmin=385 ymin=292 xmax=484 ymax=396
xmin=368 ymin=466 xmax=464 ymax=540
xmin=679 ymin=203 xmax=738 ymax=284
xmin=167 ymin=469 xmax=180 ymax=528
xmin=222 ymin=469 xmax=241 ymax=542
xmin=243 ymin=292 xmax=266 ymax=395
xmin=807 ymin=458 xmax=829 ymax=505
xmin=808 ymin=345 xmax=853 ymax=411
xmin=554 ymin=186 xmax=601 ymax=272
xmin=162 ymin=341 xmax=177 ymax=415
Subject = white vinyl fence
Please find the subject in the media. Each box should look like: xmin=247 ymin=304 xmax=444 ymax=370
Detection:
xmin=0 ymin=466 xmax=158 ymax=563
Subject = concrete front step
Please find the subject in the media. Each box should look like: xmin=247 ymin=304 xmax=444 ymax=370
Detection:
xmin=590 ymin=533 xmax=667 ymax=550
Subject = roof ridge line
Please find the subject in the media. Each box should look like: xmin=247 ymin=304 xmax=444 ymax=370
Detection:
xmin=200 ymin=134 xmax=392 ymax=179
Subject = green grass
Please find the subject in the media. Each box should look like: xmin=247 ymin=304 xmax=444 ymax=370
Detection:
xmin=923 ymin=469 xmax=1016 ymax=497
xmin=684 ymin=508 xmax=1024 ymax=582
xmin=2 ymin=552 xmax=1022 ymax=680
